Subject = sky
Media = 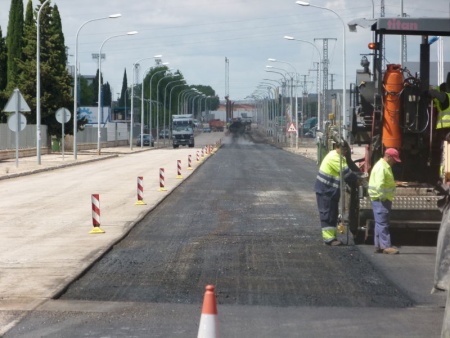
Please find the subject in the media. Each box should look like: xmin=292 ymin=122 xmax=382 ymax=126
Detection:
xmin=1 ymin=0 xmax=450 ymax=102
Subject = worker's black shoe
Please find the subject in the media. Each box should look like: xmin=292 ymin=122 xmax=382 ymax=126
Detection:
xmin=325 ymin=240 xmax=342 ymax=246
xmin=374 ymin=247 xmax=383 ymax=253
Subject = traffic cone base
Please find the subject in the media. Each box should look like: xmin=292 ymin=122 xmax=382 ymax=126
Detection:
xmin=89 ymin=227 xmax=105 ymax=234
xmin=176 ymin=175 xmax=183 ymax=179
xmin=135 ymin=200 xmax=146 ymax=205
xmin=187 ymin=167 xmax=193 ymax=170
xmin=159 ymin=187 xmax=167 ymax=192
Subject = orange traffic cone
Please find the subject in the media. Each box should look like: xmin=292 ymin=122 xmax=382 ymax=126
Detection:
xmin=197 ymin=285 xmax=219 ymax=338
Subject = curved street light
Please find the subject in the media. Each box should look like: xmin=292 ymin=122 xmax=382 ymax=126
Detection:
xmin=284 ymin=35 xmax=322 ymax=132
xmin=268 ymin=58 xmax=298 ymax=145
xmin=156 ymin=74 xmax=181 ymax=142
xmin=130 ymin=56 xmax=162 ymax=150
xmin=36 ymin=0 xmax=51 ymax=164
xmin=140 ymin=62 xmax=169 ymax=147
xmin=73 ymin=13 xmax=121 ymax=159
xmin=147 ymin=67 xmax=172 ymax=146
xmin=163 ymin=79 xmax=185 ymax=144
xmin=177 ymin=89 xmax=195 ymax=114
xmin=296 ymin=1 xmax=347 ymax=139
xmin=97 ymin=30 xmax=138 ymax=155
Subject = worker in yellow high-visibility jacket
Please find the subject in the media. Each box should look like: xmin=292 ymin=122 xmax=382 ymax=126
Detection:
xmin=368 ymin=148 xmax=401 ymax=255
xmin=314 ymin=142 xmax=358 ymax=246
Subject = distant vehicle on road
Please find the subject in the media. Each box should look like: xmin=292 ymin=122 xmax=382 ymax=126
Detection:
xmin=302 ymin=117 xmax=317 ymax=137
xmin=208 ymin=119 xmax=225 ymax=132
xmin=172 ymin=114 xmax=195 ymax=148
xmin=159 ymin=129 xmax=170 ymax=139
xmin=203 ymin=126 xmax=211 ymax=133
xmin=136 ymin=134 xmax=154 ymax=147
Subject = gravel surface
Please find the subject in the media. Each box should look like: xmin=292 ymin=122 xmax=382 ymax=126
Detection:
xmin=60 ymin=132 xmax=413 ymax=309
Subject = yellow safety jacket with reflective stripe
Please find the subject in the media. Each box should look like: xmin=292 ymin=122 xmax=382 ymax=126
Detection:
xmin=314 ymin=150 xmax=355 ymax=198
xmin=368 ymin=158 xmax=396 ymax=201
xmin=435 ymin=92 xmax=450 ymax=129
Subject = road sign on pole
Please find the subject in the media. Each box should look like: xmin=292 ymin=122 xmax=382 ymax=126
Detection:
xmin=3 ymin=88 xmax=31 ymax=168
xmin=55 ymin=108 xmax=72 ymax=160
xmin=3 ymin=88 xmax=31 ymax=113
xmin=287 ymin=122 xmax=297 ymax=133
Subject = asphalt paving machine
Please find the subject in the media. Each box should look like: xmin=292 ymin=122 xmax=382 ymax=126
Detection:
xmin=343 ymin=17 xmax=450 ymax=242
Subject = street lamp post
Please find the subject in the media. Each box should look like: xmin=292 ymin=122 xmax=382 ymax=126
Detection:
xmin=156 ymin=74 xmax=180 ymax=143
xmin=97 ymin=31 xmax=138 ymax=155
xmin=130 ymin=57 xmax=157 ymax=150
xmin=284 ymin=35 xmax=322 ymax=133
xmin=297 ymin=1 xmax=349 ymax=229
xmin=73 ymin=13 xmax=121 ymax=159
xmin=148 ymin=67 xmax=171 ymax=147
xmin=268 ymin=58 xmax=299 ymax=147
xmin=139 ymin=61 xmax=169 ymax=148
xmin=163 ymin=79 xmax=185 ymax=144
xmin=296 ymin=1 xmax=347 ymax=140
xmin=36 ymin=0 xmax=51 ymax=165
xmin=177 ymin=89 xmax=194 ymax=113
xmin=265 ymin=68 xmax=288 ymax=124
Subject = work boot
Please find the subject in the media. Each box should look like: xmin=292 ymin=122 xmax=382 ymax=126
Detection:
xmin=326 ymin=240 xmax=342 ymax=246
xmin=383 ymin=247 xmax=399 ymax=254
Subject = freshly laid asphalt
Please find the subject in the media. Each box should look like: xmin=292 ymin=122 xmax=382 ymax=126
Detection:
xmin=0 ymin=133 xmax=448 ymax=337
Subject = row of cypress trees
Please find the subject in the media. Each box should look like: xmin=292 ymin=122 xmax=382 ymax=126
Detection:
xmin=0 ymin=0 xmax=93 ymax=139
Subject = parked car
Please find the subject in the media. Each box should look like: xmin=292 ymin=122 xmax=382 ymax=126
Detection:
xmin=136 ymin=134 xmax=154 ymax=147
xmin=159 ymin=129 xmax=170 ymax=139
xmin=203 ymin=126 xmax=211 ymax=133
xmin=302 ymin=117 xmax=317 ymax=137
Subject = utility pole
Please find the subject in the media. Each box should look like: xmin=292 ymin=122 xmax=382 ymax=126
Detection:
xmin=400 ymin=0 xmax=408 ymax=66
xmin=299 ymin=74 xmax=313 ymax=134
xmin=329 ymin=73 xmax=336 ymax=90
xmin=314 ymin=38 xmax=336 ymax=120
xmin=309 ymin=63 xmax=321 ymax=120
xmin=381 ymin=0 xmax=386 ymax=70
xmin=225 ymin=57 xmax=229 ymax=99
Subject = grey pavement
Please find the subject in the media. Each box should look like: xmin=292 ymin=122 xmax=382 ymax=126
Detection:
xmin=0 ymin=133 xmax=224 ymax=335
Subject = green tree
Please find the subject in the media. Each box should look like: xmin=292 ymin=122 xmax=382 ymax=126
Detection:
xmin=79 ymin=76 xmax=94 ymax=106
xmin=191 ymin=84 xmax=220 ymax=112
xmin=0 ymin=27 xmax=8 ymax=120
xmin=103 ymin=82 xmax=111 ymax=108
xmin=93 ymin=69 xmax=102 ymax=105
xmin=118 ymin=68 xmax=128 ymax=108
xmin=5 ymin=0 xmax=23 ymax=91
xmin=18 ymin=0 xmax=74 ymax=139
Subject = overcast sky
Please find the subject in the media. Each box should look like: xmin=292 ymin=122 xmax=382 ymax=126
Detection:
xmin=1 ymin=0 xmax=450 ymax=101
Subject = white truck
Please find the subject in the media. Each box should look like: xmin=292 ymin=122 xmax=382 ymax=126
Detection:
xmin=171 ymin=114 xmax=195 ymax=148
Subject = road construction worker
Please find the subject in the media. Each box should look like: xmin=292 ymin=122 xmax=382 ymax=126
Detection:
xmin=368 ymin=148 xmax=401 ymax=255
xmin=429 ymin=82 xmax=450 ymax=130
xmin=314 ymin=142 xmax=358 ymax=246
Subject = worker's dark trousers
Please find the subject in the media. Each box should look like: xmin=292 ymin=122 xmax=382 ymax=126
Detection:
xmin=316 ymin=192 xmax=339 ymax=243
xmin=371 ymin=200 xmax=392 ymax=249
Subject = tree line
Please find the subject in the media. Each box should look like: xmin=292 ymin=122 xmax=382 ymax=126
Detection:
xmin=0 ymin=0 xmax=220 ymax=142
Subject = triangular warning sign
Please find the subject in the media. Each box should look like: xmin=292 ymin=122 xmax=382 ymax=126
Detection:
xmin=287 ymin=122 xmax=297 ymax=132
xmin=3 ymin=88 xmax=31 ymax=112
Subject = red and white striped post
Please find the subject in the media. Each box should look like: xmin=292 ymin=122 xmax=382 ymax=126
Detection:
xmin=197 ymin=151 xmax=201 ymax=162
xmin=187 ymin=154 xmax=193 ymax=170
xmin=176 ymin=160 xmax=183 ymax=179
xmin=90 ymin=194 xmax=105 ymax=234
xmin=159 ymin=168 xmax=167 ymax=191
xmin=201 ymin=147 xmax=205 ymax=158
xmin=135 ymin=176 xmax=146 ymax=205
